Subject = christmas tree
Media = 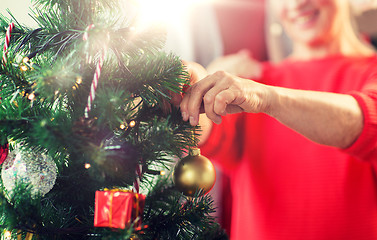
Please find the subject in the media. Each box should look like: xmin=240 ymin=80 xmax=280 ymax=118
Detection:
xmin=0 ymin=0 xmax=228 ymax=239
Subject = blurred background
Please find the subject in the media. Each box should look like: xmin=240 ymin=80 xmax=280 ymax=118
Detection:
xmin=2 ymin=0 xmax=377 ymax=62
xmin=2 ymin=0 xmax=377 ymax=236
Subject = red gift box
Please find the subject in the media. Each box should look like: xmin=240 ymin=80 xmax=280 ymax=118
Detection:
xmin=94 ymin=189 xmax=145 ymax=229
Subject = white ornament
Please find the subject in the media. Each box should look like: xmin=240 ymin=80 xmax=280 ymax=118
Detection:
xmin=1 ymin=148 xmax=57 ymax=198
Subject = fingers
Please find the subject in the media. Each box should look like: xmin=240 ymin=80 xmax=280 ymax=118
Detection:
xmin=225 ymin=104 xmax=244 ymax=115
xmin=183 ymin=87 xmax=237 ymax=125
xmin=181 ymin=71 xmax=242 ymax=126
xmin=167 ymin=61 xmax=207 ymax=110
xmin=203 ymin=83 xmax=234 ymax=124
xmin=204 ymin=87 xmax=245 ymax=124
xmin=180 ymin=69 xmax=260 ymax=126
xmin=181 ymin=75 xmax=215 ymax=126
xmin=212 ymin=89 xmax=236 ymax=116
xmin=180 ymin=69 xmax=269 ymax=126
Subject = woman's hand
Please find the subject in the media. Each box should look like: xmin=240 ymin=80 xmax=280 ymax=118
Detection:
xmin=180 ymin=70 xmax=272 ymax=126
xmin=168 ymin=61 xmax=208 ymax=109
xmin=180 ymin=68 xmax=363 ymax=149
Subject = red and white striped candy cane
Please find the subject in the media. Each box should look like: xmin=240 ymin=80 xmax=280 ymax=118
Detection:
xmin=2 ymin=22 xmax=15 ymax=65
xmin=82 ymin=24 xmax=94 ymax=41
xmin=82 ymin=24 xmax=143 ymax=192
xmin=133 ymin=164 xmax=142 ymax=193
xmin=83 ymin=24 xmax=107 ymax=118
xmin=84 ymin=48 xmax=106 ymax=118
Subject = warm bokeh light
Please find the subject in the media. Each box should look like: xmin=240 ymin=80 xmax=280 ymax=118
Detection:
xmin=3 ymin=230 xmax=11 ymax=239
xmin=76 ymin=76 xmax=83 ymax=85
xmin=129 ymin=120 xmax=136 ymax=128
xmin=20 ymin=65 xmax=28 ymax=72
xmin=22 ymin=57 xmax=29 ymax=63
xmin=133 ymin=0 xmax=215 ymax=28
xmin=28 ymin=92 xmax=35 ymax=101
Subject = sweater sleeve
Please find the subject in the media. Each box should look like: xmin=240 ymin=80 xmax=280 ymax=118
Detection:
xmin=343 ymin=82 xmax=377 ymax=161
xmin=199 ymin=113 xmax=246 ymax=171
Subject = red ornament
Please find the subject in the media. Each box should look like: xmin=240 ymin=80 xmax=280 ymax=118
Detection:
xmin=0 ymin=143 xmax=9 ymax=165
xmin=94 ymin=189 xmax=145 ymax=229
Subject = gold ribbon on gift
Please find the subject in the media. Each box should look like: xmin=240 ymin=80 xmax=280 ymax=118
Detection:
xmin=25 ymin=233 xmax=33 ymax=240
xmin=134 ymin=193 xmax=140 ymax=223
xmin=103 ymin=188 xmax=132 ymax=193
xmin=103 ymin=188 xmax=142 ymax=228
xmin=15 ymin=230 xmax=34 ymax=240
xmin=104 ymin=188 xmax=130 ymax=227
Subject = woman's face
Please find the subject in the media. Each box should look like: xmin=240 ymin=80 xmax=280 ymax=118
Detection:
xmin=272 ymin=0 xmax=346 ymax=46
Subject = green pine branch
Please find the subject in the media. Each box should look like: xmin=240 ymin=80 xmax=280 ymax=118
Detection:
xmin=0 ymin=0 xmax=226 ymax=239
xmin=141 ymin=177 xmax=227 ymax=240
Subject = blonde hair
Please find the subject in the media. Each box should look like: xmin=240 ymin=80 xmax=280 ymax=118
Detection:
xmin=338 ymin=0 xmax=375 ymax=56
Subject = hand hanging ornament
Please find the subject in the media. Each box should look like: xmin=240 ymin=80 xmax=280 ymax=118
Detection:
xmin=173 ymin=129 xmax=216 ymax=197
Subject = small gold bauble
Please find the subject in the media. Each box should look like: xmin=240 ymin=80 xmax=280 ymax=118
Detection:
xmin=173 ymin=148 xmax=216 ymax=197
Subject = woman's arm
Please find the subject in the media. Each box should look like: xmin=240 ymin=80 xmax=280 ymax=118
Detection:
xmin=180 ymin=71 xmax=363 ymax=149
xmin=267 ymin=86 xmax=363 ymax=149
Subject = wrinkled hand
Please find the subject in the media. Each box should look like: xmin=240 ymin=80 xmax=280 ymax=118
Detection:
xmin=169 ymin=61 xmax=208 ymax=108
xmin=180 ymin=71 xmax=272 ymax=126
xmin=206 ymin=49 xmax=262 ymax=78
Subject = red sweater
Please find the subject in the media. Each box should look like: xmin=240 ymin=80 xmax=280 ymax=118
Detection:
xmin=200 ymin=55 xmax=377 ymax=240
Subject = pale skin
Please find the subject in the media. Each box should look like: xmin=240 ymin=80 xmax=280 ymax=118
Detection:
xmin=179 ymin=0 xmax=375 ymax=149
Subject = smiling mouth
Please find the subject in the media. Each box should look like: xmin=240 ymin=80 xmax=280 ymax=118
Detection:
xmin=292 ymin=10 xmax=319 ymax=27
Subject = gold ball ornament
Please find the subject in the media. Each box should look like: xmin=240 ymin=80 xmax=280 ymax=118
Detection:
xmin=173 ymin=148 xmax=216 ymax=197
